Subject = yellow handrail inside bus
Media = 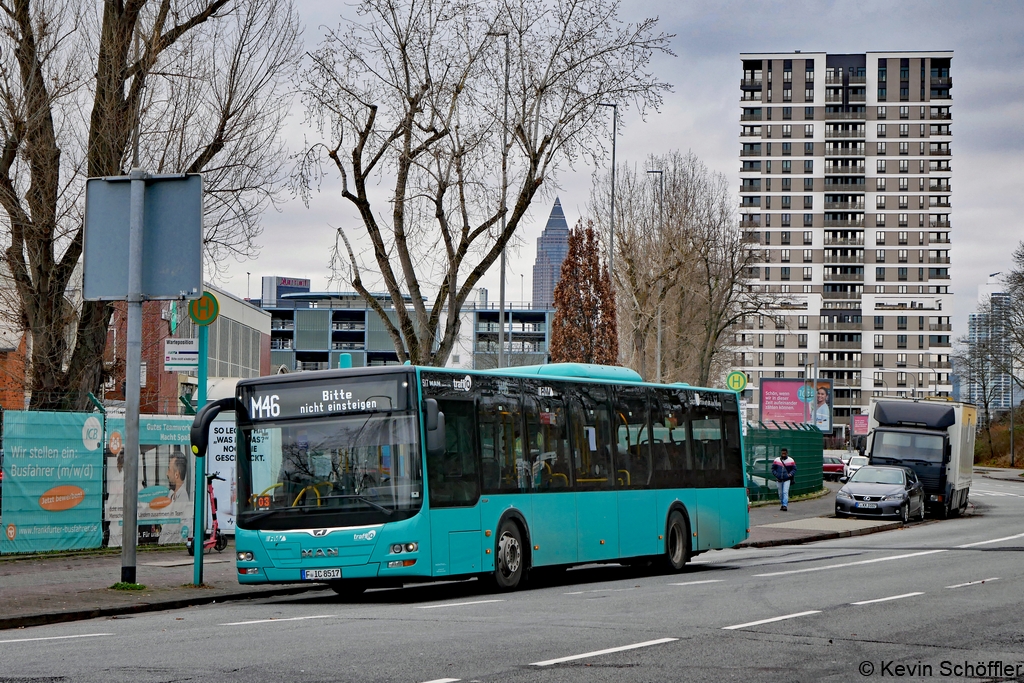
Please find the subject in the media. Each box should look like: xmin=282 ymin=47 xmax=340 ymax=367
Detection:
xmin=291 ymin=481 xmax=332 ymax=507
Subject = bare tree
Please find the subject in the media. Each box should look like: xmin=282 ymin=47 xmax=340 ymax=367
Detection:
xmin=298 ymin=0 xmax=671 ymax=366
xmin=591 ymin=150 xmax=770 ymax=386
xmin=0 ymin=0 xmax=301 ymax=409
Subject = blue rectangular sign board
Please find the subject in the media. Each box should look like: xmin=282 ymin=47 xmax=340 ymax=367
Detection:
xmin=1 ymin=412 xmax=105 ymax=554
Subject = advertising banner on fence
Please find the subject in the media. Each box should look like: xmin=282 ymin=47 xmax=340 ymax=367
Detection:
xmin=104 ymin=415 xmax=195 ymax=547
xmin=759 ymin=378 xmax=834 ymax=433
xmin=205 ymin=416 xmax=237 ymax=533
xmin=1 ymin=411 xmax=104 ymax=554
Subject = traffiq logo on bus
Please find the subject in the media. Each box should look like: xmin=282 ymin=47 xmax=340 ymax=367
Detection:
xmin=453 ymin=375 xmax=472 ymax=392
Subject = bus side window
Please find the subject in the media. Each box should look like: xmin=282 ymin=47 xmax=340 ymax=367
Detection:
xmin=524 ymin=392 xmax=573 ymax=490
xmin=612 ymin=386 xmax=651 ymax=488
xmin=569 ymin=386 xmax=614 ymax=490
xmin=690 ymin=413 xmax=724 ymax=488
xmin=478 ymin=394 xmax=524 ymax=493
xmin=650 ymin=388 xmax=689 ymax=488
xmin=721 ymin=395 xmax=745 ymax=488
xmin=427 ymin=400 xmax=480 ymax=507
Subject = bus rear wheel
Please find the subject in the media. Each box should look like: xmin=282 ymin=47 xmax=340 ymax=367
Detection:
xmin=661 ymin=511 xmax=690 ymax=573
xmin=491 ymin=521 xmax=524 ymax=591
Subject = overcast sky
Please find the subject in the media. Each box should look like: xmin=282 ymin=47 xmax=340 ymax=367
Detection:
xmin=216 ymin=0 xmax=1024 ymax=337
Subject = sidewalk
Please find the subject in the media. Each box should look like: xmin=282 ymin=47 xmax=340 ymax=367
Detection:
xmin=0 ymin=542 xmax=328 ymax=630
xmin=739 ymin=480 xmax=905 ymax=548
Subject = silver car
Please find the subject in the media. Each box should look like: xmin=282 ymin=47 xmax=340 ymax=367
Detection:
xmin=835 ymin=465 xmax=926 ymax=523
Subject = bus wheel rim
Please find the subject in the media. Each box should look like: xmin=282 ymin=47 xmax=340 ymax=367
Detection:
xmin=498 ymin=532 xmax=521 ymax=577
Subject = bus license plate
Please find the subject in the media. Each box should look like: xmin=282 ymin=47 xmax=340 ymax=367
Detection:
xmin=855 ymin=502 xmax=877 ymax=509
xmin=301 ymin=569 xmax=341 ymax=580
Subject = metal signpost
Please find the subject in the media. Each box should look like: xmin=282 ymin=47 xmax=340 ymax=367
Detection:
xmin=84 ymin=172 xmax=202 ymax=584
xmin=189 ymin=292 xmax=218 ymax=585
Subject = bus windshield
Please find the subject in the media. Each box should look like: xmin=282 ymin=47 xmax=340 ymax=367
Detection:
xmin=237 ymin=412 xmax=422 ymax=529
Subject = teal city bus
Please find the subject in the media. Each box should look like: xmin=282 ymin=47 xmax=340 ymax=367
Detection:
xmin=190 ymin=363 xmax=749 ymax=594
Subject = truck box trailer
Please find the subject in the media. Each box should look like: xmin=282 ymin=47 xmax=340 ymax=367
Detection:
xmin=866 ymin=398 xmax=977 ymax=517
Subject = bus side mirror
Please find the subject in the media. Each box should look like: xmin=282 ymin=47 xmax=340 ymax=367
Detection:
xmin=190 ymin=397 xmax=239 ymax=459
xmin=424 ymin=399 xmax=446 ymax=457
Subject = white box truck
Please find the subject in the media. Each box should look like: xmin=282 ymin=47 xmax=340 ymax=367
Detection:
xmin=866 ymin=398 xmax=977 ymax=518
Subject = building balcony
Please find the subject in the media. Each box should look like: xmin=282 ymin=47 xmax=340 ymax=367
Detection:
xmin=929 ymin=361 xmax=952 ymax=369
xmin=739 ymin=218 xmax=762 ymax=228
xmin=740 ymin=113 xmax=763 ymax=122
xmin=825 ymin=111 xmax=866 ymax=120
xmin=821 ymin=322 xmax=862 ymax=331
xmin=740 ymin=185 xmax=762 ymax=193
xmin=931 ymin=77 xmax=952 ymax=87
xmin=740 ymin=129 xmax=762 ymax=137
xmin=929 ymin=148 xmax=951 ymax=156
xmin=928 ymin=257 xmax=951 ymax=264
xmin=740 ymin=149 xmax=762 ymax=157
xmin=824 ymin=254 xmax=864 ymax=264
xmin=824 ymin=236 xmax=864 ymax=246
xmin=825 ymin=201 xmax=865 ymax=211
xmin=929 ymin=220 xmax=951 ymax=229
xmin=825 ymin=93 xmax=844 ymax=103
xmin=270 ymin=340 xmax=293 ymax=350
xmin=270 ymin=321 xmax=295 ymax=330
xmin=928 ymin=184 xmax=952 ymax=192
xmin=332 ymin=322 xmax=365 ymax=331
xmin=849 ymin=75 xmax=866 ymax=85
xmin=929 ymin=324 xmax=953 ymax=332
xmin=930 ymin=111 xmax=952 ymax=120
xmin=824 ymin=219 xmax=865 ymax=228
xmin=825 ymin=148 xmax=866 ymax=157
xmin=741 ymin=78 xmax=763 ymax=88
xmin=824 ymin=273 xmax=863 ymax=282
xmin=825 ymin=76 xmax=844 ymax=85
xmin=820 ymin=359 xmax=862 ymax=368
xmin=822 ymin=291 xmax=862 ymax=299
xmin=825 ymin=165 xmax=866 ymax=175
xmin=820 ymin=341 xmax=862 ymax=350
xmin=849 ymin=93 xmax=866 ymax=102
xmin=296 ymin=361 xmax=331 ymax=372
xmin=825 ymin=129 xmax=865 ymax=139
xmin=332 ymin=342 xmax=365 ymax=350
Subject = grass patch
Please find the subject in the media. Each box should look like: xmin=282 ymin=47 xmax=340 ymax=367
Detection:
xmin=110 ymin=582 xmax=147 ymax=591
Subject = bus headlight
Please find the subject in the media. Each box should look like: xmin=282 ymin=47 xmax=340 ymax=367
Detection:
xmin=237 ymin=551 xmax=254 ymax=562
xmin=390 ymin=542 xmax=418 ymax=554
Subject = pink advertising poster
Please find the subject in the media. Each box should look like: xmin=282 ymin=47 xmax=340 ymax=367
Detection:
xmin=852 ymin=414 xmax=870 ymax=436
xmin=759 ymin=378 xmax=833 ymax=432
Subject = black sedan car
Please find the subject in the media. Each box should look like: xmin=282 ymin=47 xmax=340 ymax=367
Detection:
xmin=835 ymin=465 xmax=925 ymax=523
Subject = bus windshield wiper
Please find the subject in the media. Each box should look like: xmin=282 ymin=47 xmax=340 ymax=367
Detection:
xmin=241 ymin=509 xmax=284 ymax=524
xmin=316 ymin=494 xmax=393 ymax=515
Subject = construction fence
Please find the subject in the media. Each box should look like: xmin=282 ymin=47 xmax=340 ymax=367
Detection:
xmin=745 ymin=423 xmax=825 ymax=502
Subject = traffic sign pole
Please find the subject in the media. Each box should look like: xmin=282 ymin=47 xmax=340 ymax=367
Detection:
xmin=190 ymin=292 xmax=218 ymax=586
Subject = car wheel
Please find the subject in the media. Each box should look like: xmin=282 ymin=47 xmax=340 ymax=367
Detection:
xmin=660 ymin=511 xmax=691 ymax=573
xmin=491 ymin=520 xmax=525 ymax=591
xmin=899 ymin=504 xmax=909 ymax=524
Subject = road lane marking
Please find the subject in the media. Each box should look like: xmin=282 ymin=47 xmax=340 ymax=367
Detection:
xmin=957 ymin=532 xmax=1024 ymax=548
xmin=531 ymin=637 xmax=678 ymax=666
xmin=0 ymin=633 xmax=113 ymax=645
xmin=722 ymin=611 xmax=821 ymax=630
xmin=564 ymin=588 xmax=637 ymax=595
xmin=415 ymin=599 xmax=504 ymax=610
xmin=220 ymin=615 xmax=335 ymax=626
xmin=668 ymin=580 xmax=725 ymax=586
xmin=420 ymin=679 xmax=460 ymax=683
xmin=851 ymin=592 xmax=924 ymax=605
xmin=754 ymin=549 xmax=947 ymax=577
xmin=947 ymin=578 xmax=999 ymax=589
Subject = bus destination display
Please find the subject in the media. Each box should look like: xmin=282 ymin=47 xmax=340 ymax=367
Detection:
xmin=239 ymin=377 xmax=408 ymax=421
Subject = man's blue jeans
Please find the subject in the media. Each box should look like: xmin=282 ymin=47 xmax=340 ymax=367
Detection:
xmin=779 ymin=479 xmax=791 ymax=507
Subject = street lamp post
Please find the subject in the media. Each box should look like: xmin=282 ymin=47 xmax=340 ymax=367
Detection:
xmin=598 ymin=102 xmax=617 ymax=273
xmin=488 ymin=31 xmax=510 ymax=369
xmin=647 ymin=169 xmax=664 ymax=382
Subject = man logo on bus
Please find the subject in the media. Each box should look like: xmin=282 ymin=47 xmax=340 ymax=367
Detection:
xmin=453 ymin=375 xmax=472 ymax=392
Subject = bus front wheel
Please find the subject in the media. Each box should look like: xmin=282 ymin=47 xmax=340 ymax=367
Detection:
xmin=662 ymin=511 xmax=690 ymax=573
xmin=491 ymin=521 xmax=525 ymax=591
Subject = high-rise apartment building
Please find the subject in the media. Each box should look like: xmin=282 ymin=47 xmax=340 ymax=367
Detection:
xmin=737 ymin=51 xmax=954 ymax=438
xmin=532 ymin=197 xmax=570 ymax=309
xmin=965 ymin=274 xmax=1013 ymax=418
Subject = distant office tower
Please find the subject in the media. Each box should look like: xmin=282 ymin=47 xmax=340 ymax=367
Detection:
xmin=966 ymin=274 xmax=1013 ymax=418
xmin=532 ymin=197 xmax=571 ymax=309
xmin=736 ymin=51 xmax=954 ymax=437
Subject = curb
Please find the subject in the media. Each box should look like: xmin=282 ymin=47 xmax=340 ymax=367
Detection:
xmin=0 ymin=584 xmax=331 ymax=631
xmin=738 ymin=520 xmax=903 ymax=548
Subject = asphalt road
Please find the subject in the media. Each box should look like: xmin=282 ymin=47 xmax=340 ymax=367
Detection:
xmin=2 ymin=479 xmax=1023 ymax=683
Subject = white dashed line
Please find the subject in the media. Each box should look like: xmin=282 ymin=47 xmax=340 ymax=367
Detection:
xmin=415 ymin=599 xmax=505 ymax=610
xmin=723 ymin=611 xmax=821 ymax=630
xmin=754 ymin=549 xmax=947 ymax=577
xmin=564 ymin=588 xmax=637 ymax=595
xmin=947 ymin=578 xmax=999 ymax=589
xmin=531 ymin=637 xmax=678 ymax=666
xmin=851 ymin=592 xmax=924 ymax=605
xmin=220 ymin=615 xmax=335 ymax=626
xmin=957 ymin=532 xmax=1024 ymax=548
xmin=419 ymin=679 xmax=461 ymax=683
xmin=668 ymin=579 xmax=725 ymax=586
xmin=0 ymin=633 xmax=113 ymax=645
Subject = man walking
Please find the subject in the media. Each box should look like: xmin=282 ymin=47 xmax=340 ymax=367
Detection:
xmin=772 ymin=448 xmax=797 ymax=511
